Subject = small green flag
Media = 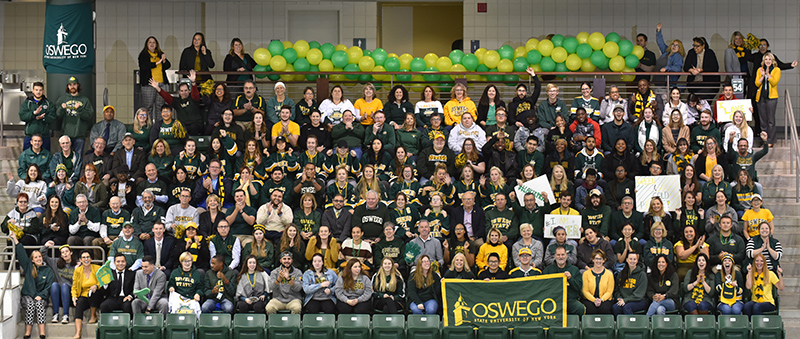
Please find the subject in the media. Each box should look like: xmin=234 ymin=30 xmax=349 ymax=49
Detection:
xmin=134 ymin=288 xmax=151 ymax=304
xmin=96 ymin=258 xmax=114 ymax=287
xmin=404 ymin=240 xmax=421 ymax=264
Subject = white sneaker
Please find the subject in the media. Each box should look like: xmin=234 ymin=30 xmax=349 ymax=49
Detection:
xmin=52 ymin=314 xmax=59 ymax=323
xmin=61 ymin=315 xmax=69 ymax=324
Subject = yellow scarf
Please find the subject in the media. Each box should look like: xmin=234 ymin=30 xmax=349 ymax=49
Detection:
xmin=633 ymin=91 xmax=656 ymax=119
xmin=734 ymin=46 xmax=746 ymax=59
xmin=149 ymin=51 xmax=164 ymax=83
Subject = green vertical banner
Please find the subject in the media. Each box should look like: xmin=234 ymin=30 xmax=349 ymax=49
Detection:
xmin=42 ymin=2 xmax=94 ymax=73
xmin=442 ymin=274 xmax=567 ymax=329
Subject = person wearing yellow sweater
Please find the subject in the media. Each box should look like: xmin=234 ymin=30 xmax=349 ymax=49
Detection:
xmin=443 ymin=83 xmax=477 ymax=126
xmin=755 ymin=52 xmax=781 ymax=145
xmin=582 ymin=249 xmax=615 ymax=314
xmin=71 ymin=250 xmax=101 ymax=338
xmin=354 ymin=83 xmax=383 ymax=126
xmin=476 ymin=227 xmax=508 ymax=271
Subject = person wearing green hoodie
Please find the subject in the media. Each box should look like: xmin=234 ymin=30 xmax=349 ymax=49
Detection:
xmin=13 ymin=237 xmax=55 ymax=339
xmin=201 ymin=255 xmax=237 ymax=313
xmin=537 ymin=83 xmax=569 ymax=129
xmin=20 ymin=82 xmax=56 ymax=151
xmin=612 ymin=252 xmax=648 ymax=315
xmin=690 ymin=110 xmax=721 ymax=153
xmin=55 ymin=77 xmax=94 ymax=155
xmin=543 ymin=245 xmax=584 ymax=315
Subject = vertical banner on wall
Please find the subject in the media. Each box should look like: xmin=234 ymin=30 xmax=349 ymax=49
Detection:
xmin=42 ymin=2 xmax=94 ymax=74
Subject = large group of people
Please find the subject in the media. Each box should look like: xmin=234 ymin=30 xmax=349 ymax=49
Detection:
xmin=7 ymin=28 xmax=795 ymax=339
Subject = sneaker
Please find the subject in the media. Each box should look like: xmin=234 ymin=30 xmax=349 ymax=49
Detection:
xmin=52 ymin=314 xmax=59 ymax=323
xmin=61 ymin=315 xmax=69 ymax=324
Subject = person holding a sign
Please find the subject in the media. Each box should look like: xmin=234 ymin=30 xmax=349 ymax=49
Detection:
xmin=723 ymin=111 xmax=754 ymax=153
xmin=543 ymin=246 xmax=584 ymax=315
xmin=581 ymin=249 xmax=614 ymax=314
xmin=754 ymin=53 xmax=781 ymax=146
xmin=613 ymin=252 xmax=649 ymax=315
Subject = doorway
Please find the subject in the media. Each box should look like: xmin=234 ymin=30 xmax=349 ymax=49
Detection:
xmin=379 ymin=2 xmax=463 ymax=57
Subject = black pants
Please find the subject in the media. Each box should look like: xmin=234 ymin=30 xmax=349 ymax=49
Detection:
xmin=100 ymin=296 xmax=132 ymax=314
xmin=374 ymin=297 xmax=404 ymax=314
xmin=237 ymin=300 xmax=267 ymax=314
xmin=305 ymin=299 xmax=337 ymax=314
xmin=336 ymin=300 xmax=371 ymax=314
xmin=582 ymin=298 xmax=614 ymax=314
xmin=74 ymin=293 xmax=102 ymax=319
xmin=184 ymin=121 xmax=205 ymax=136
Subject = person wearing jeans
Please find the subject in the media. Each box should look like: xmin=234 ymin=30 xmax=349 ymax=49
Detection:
xmin=201 ymin=255 xmax=236 ymax=314
xmin=407 ymin=255 xmax=441 ymax=315
xmin=646 ymin=254 xmax=679 ymax=316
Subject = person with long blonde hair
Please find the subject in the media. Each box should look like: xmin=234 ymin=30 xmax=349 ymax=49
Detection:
xmin=129 ymin=108 xmax=152 ymax=149
xmin=371 ymin=257 xmax=406 ymax=314
xmin=723 ymin=110 xmax=753 ymax=152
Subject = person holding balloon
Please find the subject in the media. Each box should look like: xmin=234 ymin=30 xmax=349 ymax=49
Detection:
xmin=223 ymin=38 xmax=256 ymax=94
xmin=442 ymin=83 xmax=477 ymax=127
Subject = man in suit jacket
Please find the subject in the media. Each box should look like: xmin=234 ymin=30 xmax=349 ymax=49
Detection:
xmin=143 ymin=221 xmax=177 ymax=277
xmin=450 ymin=191 xmax=487 ymax=247
xmin=111 ymin=133 xmax=147 ymax=183
xmin=100 ymin=253 xmax=135 ymax=314
xmin=132 ymin=255 xmax=169 ymax=315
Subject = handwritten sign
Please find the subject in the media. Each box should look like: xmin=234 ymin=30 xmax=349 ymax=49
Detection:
xmin=514 ymin=175 xmax=556 ymax=207
xmin=635 ymin=175 xmax=681 ymax=213
xmin=716 ymin=99 xmax=753 ymax=122
xmin=543 ymin=214 xmax=582 ymax=239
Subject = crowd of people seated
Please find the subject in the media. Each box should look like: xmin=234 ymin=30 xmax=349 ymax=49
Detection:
xmin=6 ymin=29 xmax=796 ymax=339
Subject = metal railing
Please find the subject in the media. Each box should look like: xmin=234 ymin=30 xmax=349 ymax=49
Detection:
xmin=0 ymin=235 xmax=16 ymax=321
xmin=783 ymin=88 xmax=800 ymax=203
xmin=21 ymin=245 xmax=107 ymax=265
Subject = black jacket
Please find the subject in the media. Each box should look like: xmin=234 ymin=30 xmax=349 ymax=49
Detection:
xmin=111 ymin=147 xmax=147 ymax=181
xmin=451 ymin=206 xmax=486 ymax=241
xmin=144 ymin=235 xmax=179 ymax=271
xmin=684 ymin=48 xmax=720 ymax=84
xmin=506 ymin=76 xmax=541 ymax=126
xmin=482 ymin=135 xmax=519 ymax=182
xmin=105 ymin=269 xmax=136 ymax=299
xmin=138 ymin=50 xmax=171 ymax=86
xmin=223 ymin=53 xmax=256 ymax=83
xmin=179 ymin=46 xmax=216 ymax=81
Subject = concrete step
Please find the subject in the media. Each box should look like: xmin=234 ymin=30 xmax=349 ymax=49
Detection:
xmin=13 ymin=304 xmax=98 ymax=339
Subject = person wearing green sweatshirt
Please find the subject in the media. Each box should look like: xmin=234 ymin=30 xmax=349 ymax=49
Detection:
xmin=581 ymin=190 xmax=612 ymax=237
xmin=484 ymin=193 xmax=519 ymax=249
xmin=609 ymin=197 xmax=645 ymax=241
xmin=690 ymin=111 xmax=721 ymax=153
xmin=537 ymin=83 xmax=569 ymax=129
xmin=543 ymin=245 xmax=584 ymax=315
xmin=516 ymin=136 xmax=545 ymax=177
xmin=612 ymin=252 xmax=648 ymax=315
xmin=56 ymin=77 xmax=94 ymax=154
xmin=168 ymin=252 xmax=205 ymax=316
xmin=108 ymin=222 xmax=145 ymax=270
xmin=708 ymin=215 xmax=745 ymax=267
xmin=18 ymin=135 xmax=52 ymax=181
xmin=14 ymin=238 xmax=55 ymax=339
xmin=201 ymin=255 xmax=237 ymax=313
xmin=20 ymin=82 xmax=56 ymax=151
xmin=515 ymin=191 xmax=550 ymax=240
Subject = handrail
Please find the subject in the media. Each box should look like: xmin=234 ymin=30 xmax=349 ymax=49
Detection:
xmin=783 ymin=88 xmax=800 ymax=203
xmin=180 ymin=70 xmax=746 ymax=77
xmin=0 ymin=235 xmax=16 ymax=321
xmin=0 ymin=88 xmax=4 ymax=146
xmin=22 ymin=245 xmax=107 ymax=265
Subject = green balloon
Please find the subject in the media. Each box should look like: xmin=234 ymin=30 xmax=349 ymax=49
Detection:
xmin=554 ymin=62 xmax=569 ymax=78
xmin=331 ymin=50 xmax=349 ymax=68
xmin=462 ymin=54 xmax=479 ymax=71
xmin=268 ymin=40 xmax=284 ymax=56
xmin=306 ymin=65 xmax=320 ymax=81
xmin=449 ymin=50 xmax=465 ymax=64
xmin=282 ymin=48 xmax=298 ymax=64
xmin=397 ymin=69 xmax=412 ymax=82
xmin=562 ymin=37 xmax=579 ymax=54
xmin=526 ymin=50 xmax=542 ymax=65
xmin=254 ymin=64 xmax=269 ymax=79
xmin=606 ymin=32 xmax=621 ymax=44
xmin=293 ymin=58 xmax=310 ymax=72
xmin=498 ymin=45 xmax=514 ymax=60
xmin=625 ymin=54 xmax=640 ymax=69
xmin=362 ymin=50 xmax=371 ymax=57
xmin=344 ymin=63 xmax=360 ymax=80
xmin=590 ymin=50 xmax=607 ymax=67
xmin=476 ymin=64 xmax=490 ymax=72
xmin=384 ymin=57 xmax=401 ymax=72
xmin=423 ymin=67 xmax=440 ymax=81
xmin=576 ymin=43 xmax=593 ymax=59
xmin=487 ymin=69 xmax=502 ymax=82
xmin=513 ymin=57 xmax=528 ymax=72
xmin=540 ymin=57 xmax=556 ymax=72
xmin=265 ymin=66 xmax=280 ymax=81
xmin=320 ymin=43 xmax=335 ymax=59
xmin=309 ymin=41 xmax=321 ymax=49
xmin=597 ymin=56 xmax=610 ymax=70
xmin=410 ymin=57 xmax=427 ymax=72
xmin=359 ymin=74 xmax=373 ymax=83
xmin=618 ymin=40 xmax=634 ymax=57
xmin=504 ymin=74 xmax=519 ymax=86
xmin=439 ymin=83 xmax=453 ymax=93
xmin=551 ymin=34 xmax=565 ymax=47
xmin=372 ymin=48 xmax=388 ymax=66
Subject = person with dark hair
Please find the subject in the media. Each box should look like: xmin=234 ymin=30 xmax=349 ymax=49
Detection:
xmin=681 ymin=253 xmax=715 ymax=314
xmin=41 ymin=196 xmax=70 ymax=246
xmin=20 ymin=82 xmax=56 ymax=151
xmin=708 ymin=215 xmax=745 ymax=267
xmin=507 ymin=68 xmax=541 ymax=127
xmin=40 ymin=241 xmax=76 ymax=324
xmin=19 ymin=135 xmax=53 ymax=182
xmin=138 ymin=36 xmax=171 ymax=123
xmin=385 ymin=85 xmax=414 ymax=128
xmin=684 ymin=37 xmax=720 ymax=100
xmin=303 ymin=253 xmax=338 ymax=314
xmin=571 ymin=82 xmax=601 ymax=122
xmin=606 ymin=165 xmax=634 ymax=211
xmin=100 ymin=254 xmax=135 ymax=315
xmin=634 ymin=32 xmax=657 ymax=82
xmin=646 ymin=254 xmax=679 ymax=316
xmin=298 ymin=110 xmax=331 ymax=153
xmin=613 ymin=252 xmax=648 ymax=315
xmin=203 ymin=82 xmax=234 ymax=135
xmin=232 ymin=81 xmax=266 ymax=128
xmin=107 ymin=222 xmax=144 ymax=270
xmin=143 ymin=221 xmax=178 ymax=277
xmin=56 ymin=77 xmax=93 ymax=155
xmin=149 ymin=104 xmax=187 ymax=155
xmin=581 ymin=249 xmax=614 ymax=314
xmin=320 ymin=86 xmax=355 ymax=127
xmin=476 ymin=84 xmax=507 ymax=127
xmin=675 ymin=225 xmax=709 ymax=281
xmin=477 ymin=252 xmax=508 ymax=281
xmin=179 ymin=32 xmax=215 ymax=83
xmin=132 ymin=255 xmax=169 ymax=315
xmin=223 ymin=38 xmax=256 ymax=92
xmin=575 ymin=170 xmax=604 ymax=211
xmin=266 ymin=251 xmax=303 ymax=314
xmin=601 ymin=107 xmax=634 ymax=155
xmin=202 ymin=254 xmax=236 ymax=314
xmin=580 ymin=191 xmax=611 ymax=241
xmin=152 ymin=70 xmax=204 ymax=136
xmin=543 ymin=245 xmax=584 ymax=315
xmin=71 ymin=250 xmax=100 ymax=337
xmin=628 ymin=79 xmax=664 ymax=124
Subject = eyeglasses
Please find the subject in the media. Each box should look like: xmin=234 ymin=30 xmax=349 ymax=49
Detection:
xmin=218 ymin=225 xmax=230 ymax=229
xmin=333 ymin=199 xmax=344 ymax=203
xmin=693 ymin=44 xmax=701 ymax=47
xmin=672 ymin=43 xmax=680 ymax=47
xmin=182 ymin=260 xmax=193 ymax=263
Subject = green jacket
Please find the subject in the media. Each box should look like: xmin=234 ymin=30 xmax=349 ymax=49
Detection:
xmin=615 ymin=263 xmax=648 ymax=302
xmin=542 ymin=263 xmax=582 ymax=300
xmin=708 ymin=232 xmax=745 ymax=267
xmin=108 ymin=235 xmax=144 ymax=269
xmin=537 ymin=98 xmax=569 ymax=129
xmin=681 ymin=268 xmax=716 ymax=306
xmin=384 ymin=100 xmax=414 ymax=126
xmin=19 ymin=95 xmax=56 ymax=136
xmin=690 ymin=123 xmax=721 ymax=153
xmin=205 ymin=267 xmax=237 ymax=302
xmin=55 ymin=93 xmax=94 ymax=139
xmin=515 ymin=204 xmax=550 ymax=239
xmin=331 ymin=123 xmax=365 ymax=149
xmin=67 ymin=206 xmax=102 ymax=238
xmin=516 ymin=150 xmax=545 ymax=177
xmin=18 ymin=148 xmax=52 ymax=181
xmin=16 ymin=243 xmax=55 ymax=299
xmin=364 ymin=124 xmax=396 ymax=151
xmin=396 ymin=128 xmax=422 ymax=156
xmin=242 ymin=241 xmax=275 ymax=270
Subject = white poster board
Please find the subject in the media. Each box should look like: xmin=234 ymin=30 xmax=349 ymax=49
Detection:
xmin=514 ymin=175 xmax=556 ymax=207
xmin=716 ymin=99 xmax=753 ymax=122
xmin=634 ymin=175 xmax=681 ymax=213
xmin=543 ymin=214 xmax=582 ymax=239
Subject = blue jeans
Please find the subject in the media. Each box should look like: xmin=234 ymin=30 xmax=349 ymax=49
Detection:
xmin=684 ymin=300 xmax=713 ymax=313
xmin=24 ymin=136 xmax=51 ymax=152
xmin=201 ymin=299 xmax=234 ymax=314
xmin=51 ymin=282 xmax=71 ymax=316
xmin=410 ymin=300 xmax=438 ymax=315
xmin=612 ymin=299 xmax=649 ymax=315
xmin=646 ymin=299 xmax=676 ymax=316
xmin=743 ymin=301 xmax=776 ymax=316
xmin=718 ymin=301 xmax=744 ymax=315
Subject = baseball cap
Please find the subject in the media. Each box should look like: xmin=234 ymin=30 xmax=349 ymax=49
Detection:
xmin=67 ymin=76 xmax=79 ymax=84
xmin=518 ymin=247 xmax=532 ymax=256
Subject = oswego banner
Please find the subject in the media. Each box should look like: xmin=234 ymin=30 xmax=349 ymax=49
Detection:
xmin=43 ymin=2 xmax=95 ymax=73
xmin=442 ymin=274 xmax=566 ymax=329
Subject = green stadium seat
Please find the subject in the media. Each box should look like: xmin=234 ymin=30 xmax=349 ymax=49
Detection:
xmin=477 ymin=325 xmax=510 ymax=339
xmin=442 ymin=326 xmax=475 ymax=339
xmin=511 ymin=324 xmax=544 ymax=339
xmin=717 ymin=315 xmax=749 ymax=339
xmin=198 ymin=313 xmax=231 ymax=339
xmin=581 ymin=314 xmax=615 ymax=339
xmin=547 ymin=315 xmax=580 ymax=339
xmin=406 ymin=314 xmax=441 ymax=339
xmin=303 ymin=314 xmax=336 ymax=339
xmin=268 ymin=313 xmax=302 ymax=339
xmin=165 ymin=314 xmax=197 ymax=339
xmin=651 ymin=315 xmax=683 ymax=339
xmin=372 ymin=314 xmax=406 ymax=339
xmin=97 ymin=313 xmax=130 ymax=339
xmin=752 ymin=315 xmax=784 ymax=339
xmin=232 ymin=313 xmax=266 ymax=339
xmin=684 ymin=315 xmax=715 ymax=339
xmin=338 ymin=314 xmax=371 ymax=339
xmin=132 ymin=313 xmax=163 ymax=339
xmin=615 ymin=315 xmax=650 ymax=339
